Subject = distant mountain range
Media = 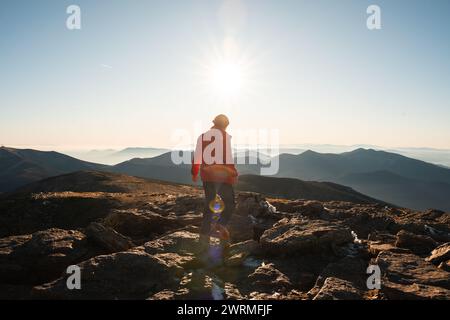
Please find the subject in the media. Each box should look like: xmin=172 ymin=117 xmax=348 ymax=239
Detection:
xmin=272 ymin=149 xmax=450 ymax=183
xmin=31 ymin=143 xmax=450 ymax=167
xmin=336 ymin=170 xmax=450 ymax=212
xmin=2 ymin=146 xmax=450 ymax=211
xmin=113 ymin=152 xmax=192 ymax=185
xmin=66 ymin=147 xmax=170 ymax=165
xmin=271 ymin=149 xmax=450 ymax=211
xmin=0 ymin=147 xmax=108 ymax=192
xmin=277 ymin=144 xmax=450 ymax=167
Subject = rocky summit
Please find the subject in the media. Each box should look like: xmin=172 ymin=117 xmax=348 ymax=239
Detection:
xmin=0 ymin=171 xmax=449 ymax=300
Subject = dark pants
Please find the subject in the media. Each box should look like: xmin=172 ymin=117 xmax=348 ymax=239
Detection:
xmin=200 ymin=181 xmax=235 ymax=236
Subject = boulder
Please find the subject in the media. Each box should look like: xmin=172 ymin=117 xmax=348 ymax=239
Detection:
xmin=33 ymin=249 xmax=182 ymax=299
xmin=163 ymin=194 xmax=204 ymax=215
xmin=297 ymin=200 xmax=325 ymax=218
xmin=231 ymin=193 xmax=281 ymax=242
xmin=395 ymin=230 xmax=437 ymax=255
xmin=426 ymin=242 xmax=450 ymax=265
xmin=313 ymin=277 xmax=364 ymax=300
xmin=0 ymin=228 xmax=93 ymax=284
xmin=381 ymin=280 xmax=450 ymax=300
xmin=0 ymin=193 xmax=116 ymax=238
xmin=85 ymin=222 xmax=134 ymax=253
xmin=225 ymin=240 xmax=261 ymax=267
xmin=376 ymin=251 xmax=450 ymax=289
xmin=368 ymin=231 xmax=397 ymax=244
xmin=227 ymin=212 xmax=255 ymax=243
xmin=235 ymin=193 xmax=265 ymax=216
xmin=367 ymin=232 xmax=410 ymax=255
xmin=104 ymin=209 xmax=201 ymax=241
xmin=307 ymin=257 xmax=367 ymax=298
xmin=248 ymin=263 xmax=292 ymax=292
xmin=141 ymin=230 xmax=201 ymax=255
xmin=368 ymin=242 xmax=410 ymax=256
xmin=260 ymin=217 xmax=353 ymax=256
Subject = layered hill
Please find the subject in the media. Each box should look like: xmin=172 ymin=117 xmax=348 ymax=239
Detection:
xmin=272 ymin=149 xmax=450 ymax=211
xmin=0 ymin=147 xmax=108 ymax=192
xmin=112 ymin=152 xmax=192 ymax=184
xmin=3 ymin=146 xmax=450 ymax=210
xmin=275 ymin=148 xmax=450 ymax=184
xmin=110 ymin=149 xmax=450 ymax=210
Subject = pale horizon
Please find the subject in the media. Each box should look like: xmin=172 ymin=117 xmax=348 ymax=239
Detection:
xmin=4 ymin=142 xmax=450 ymax=153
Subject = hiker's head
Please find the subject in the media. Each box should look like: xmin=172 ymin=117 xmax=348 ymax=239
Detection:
xmin=213 ymin=114 xmax=230 ymax=130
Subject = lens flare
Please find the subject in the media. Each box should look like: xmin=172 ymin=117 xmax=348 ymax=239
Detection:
xmin=209 ymin=194 xmax=225 ymax=215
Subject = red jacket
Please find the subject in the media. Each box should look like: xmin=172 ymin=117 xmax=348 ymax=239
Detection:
xmin=191 ymin=127 xmax=238 ymax=185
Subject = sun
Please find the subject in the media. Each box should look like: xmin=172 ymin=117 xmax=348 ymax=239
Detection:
xmin=197 ymin=36 xmax=258 ymax=101
xmin=208 ymin=60 xmax=245 ymax=97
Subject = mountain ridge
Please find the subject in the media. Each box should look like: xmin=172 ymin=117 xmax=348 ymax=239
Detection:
xmin=2 ymin=146 xmax=450 ymax=210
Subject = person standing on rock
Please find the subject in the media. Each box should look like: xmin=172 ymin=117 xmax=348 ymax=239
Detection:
xmin=191 ymin=114 xmax=238 ymax=259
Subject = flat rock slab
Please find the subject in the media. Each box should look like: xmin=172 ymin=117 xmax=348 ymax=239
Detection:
xmin=376 ymin=251 xmax=450 ymax=290
xmin=0 ymin=228 xmax=92 ymax=284
xmin=260 ymin=217 xmax=353 ymax=256
xmin=426 ymin=242 xmax=450 ymax=265
xmin=313 ymin=277 xmax=364 ymax=300
xmin=381 ymin=280 xmax=450 ymax=300
xmin=33 ymin=249 xmax=182 ymax=299
xmin=141 ymin=230 xmax=201 ymax=255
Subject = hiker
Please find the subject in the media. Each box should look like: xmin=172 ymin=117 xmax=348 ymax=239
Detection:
xmin=191 ymin=114 xmax=238 ymax=258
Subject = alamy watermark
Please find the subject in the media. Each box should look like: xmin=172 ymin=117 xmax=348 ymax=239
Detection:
xmin=367 ymin=5 xmax=382 ymax=30
xmin=366 ymin=264 xmax=381 ymax=289
xmin=66 ymin=265 xmax=81 ymax=290
xmin=65 ymin=4 xmax=381 ymax=31
xmin=66 ymin=5 xmax=81 ymax=30
xmin=171 ymin=126 xmax=280 ymax=176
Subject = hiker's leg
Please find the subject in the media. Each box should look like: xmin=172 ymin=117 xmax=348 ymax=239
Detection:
xmin=217 ymin=183 xmax=235 ymax=227
xmin=200 ymin=181 xmax=216 ymax=237
xmin=215 ymin=183 xmax=234 ymax=257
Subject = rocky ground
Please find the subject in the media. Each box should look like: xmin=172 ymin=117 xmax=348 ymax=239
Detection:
xmin=0 ymin=172 xmax=449 ymax=300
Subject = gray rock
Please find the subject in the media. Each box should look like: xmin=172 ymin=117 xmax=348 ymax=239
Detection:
xmin=395 ymin=230 xmax=438 ymax=255
xmin=0 ymin=229 xmax=92 ymax=284
xmin=85 ymin=222 xmax=134 ymax=253
xmin=33 ymin=249 xmax=181 ymax=299
xmin=377 ymin=251 xmax=450 ymax=289
xmin=313 ymin=277 xmax=364 ymax=300
xmin=260 ymin=217 xmax=353 ymax=256
xmin=426 ymin=242 xmax=450 ymax=265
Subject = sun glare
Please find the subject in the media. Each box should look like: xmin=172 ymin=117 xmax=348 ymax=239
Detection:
xmin=198 ymin=36 xmax=259 ymax=102
xmin=209 ymin=60 xmax=244 ymax=97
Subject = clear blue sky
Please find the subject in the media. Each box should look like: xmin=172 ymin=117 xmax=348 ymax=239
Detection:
xmin=1 ymin=0 xmax=450 ymax=150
